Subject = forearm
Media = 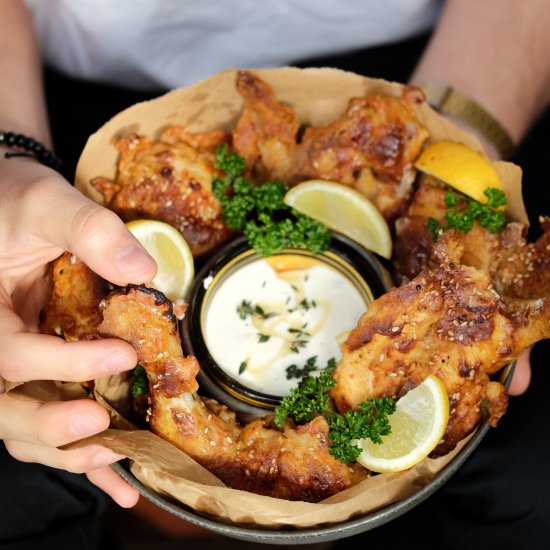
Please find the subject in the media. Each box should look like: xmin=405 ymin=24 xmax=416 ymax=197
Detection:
xmin=411 ymin=0 xmax=550 ymax=146
xmin=0 ymin=0 xmax=50 ymax=146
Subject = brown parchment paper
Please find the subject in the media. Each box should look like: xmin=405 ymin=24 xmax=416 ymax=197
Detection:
xmin=64 ymin=371 xmax=472 ymax=529
xmin=8 ymin=67 xmax=527 ymax=529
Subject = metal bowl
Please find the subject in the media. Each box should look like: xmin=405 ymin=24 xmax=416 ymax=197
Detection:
xmin=111 ymin=357 xmax=512 ymax=545
xmin=112 ymin=230 xmax=516 ymax=544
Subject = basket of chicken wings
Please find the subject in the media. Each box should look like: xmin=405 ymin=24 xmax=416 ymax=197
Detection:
xmin=29 ymin=67 xmax=550 ymax=542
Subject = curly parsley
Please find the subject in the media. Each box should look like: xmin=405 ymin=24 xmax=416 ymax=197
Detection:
xmin=131 ymin=364 xmax=148 ymax=397
xmin=428 ymin=187 xmax=507 ymax=241
xmin=275 ymin=361 xmax=396 ymax=464
xmin=213 ymin=144 xmax=331 ymax=256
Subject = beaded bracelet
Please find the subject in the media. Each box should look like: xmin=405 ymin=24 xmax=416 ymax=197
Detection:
xmin=0 ymin=131 xmax=63 ymax=172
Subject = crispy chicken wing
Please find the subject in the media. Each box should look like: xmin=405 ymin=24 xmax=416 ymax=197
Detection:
xmin=233 ymin=70 xmax=429 ymax=223
xmin=40 ymin=253 xmax=111 ymax=341
xmin=232 ymin=70 xmax=301 ymax=183
xmin=333 ymin=232 xmax=550 ymax=456
xmin=393 ymin=179 xmax=550 ymax=300
xmin=98 ymin=285 xmax=367 ymax=502
xmin=91 ymin=128 xmax=231 ymax=257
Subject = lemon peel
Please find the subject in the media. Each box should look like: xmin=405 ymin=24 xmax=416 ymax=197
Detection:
xmin=414 ymin=140 xmax=503 ymax=203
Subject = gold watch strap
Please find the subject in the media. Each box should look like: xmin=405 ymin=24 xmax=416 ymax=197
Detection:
xmin=421 ymin=82 xmax=515 ymax=159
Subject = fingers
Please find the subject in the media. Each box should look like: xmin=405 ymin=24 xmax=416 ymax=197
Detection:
xmin=1 ymin=394 xmax=139 ymax=507
xmin=0 ymin=310 xmax=136 ymax=382
xmin=28 ymin=177 xmax=156 ymax=285
xmin=0 ymin=396 xmax=111 ymax=447
xmin=509 ymin=347 xmax=532 ymax=396
xmin=4 ymin=439 xmax=138 ymax=508
xmin=4 ymin=440 xmax=124 ymax=474
xmin=87 ymin=466 xmax=140 ymax=508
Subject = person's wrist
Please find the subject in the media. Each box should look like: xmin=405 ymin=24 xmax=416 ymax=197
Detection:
xmin=438 ymin=112 xmax=502 ymax=161
xmin=0 ymin=131 xmax=63 ymax=172
xmin=419 ymin=82 xmax=515 ymax=160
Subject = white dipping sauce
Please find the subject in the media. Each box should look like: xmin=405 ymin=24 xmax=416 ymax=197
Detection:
xmin=202 ymin=255 xmax=368 ymax=397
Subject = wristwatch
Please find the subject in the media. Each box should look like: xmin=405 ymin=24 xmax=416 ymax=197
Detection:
xmin=420 ymin=82 xmax=515 ymax=159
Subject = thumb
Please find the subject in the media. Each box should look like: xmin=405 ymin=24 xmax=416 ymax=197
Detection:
xmin=37 ymin=179 xmax=157 ymax=285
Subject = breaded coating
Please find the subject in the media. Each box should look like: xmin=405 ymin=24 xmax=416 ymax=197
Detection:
xmin=393 ymin=179 xmax=550 ymax=300
xmin=333 ymin=232 xmax=550 ymax=456
xmin=39 ymin=252 xmax=111 ymax=340
xmin=233 ymin=70 xmax=429 ymax=223
xmin=98 ymin=286 xmax=366 ymax=502
xmin=92 ymin=128 xmax=231 ymax=257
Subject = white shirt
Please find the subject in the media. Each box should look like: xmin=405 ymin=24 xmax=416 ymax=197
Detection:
xmin=25 ymin=0 xmax=440 ymax=90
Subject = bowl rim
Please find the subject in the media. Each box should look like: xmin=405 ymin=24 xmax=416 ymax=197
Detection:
xmin=181 ymin=233 xmax=392 ymax=416
xmin=111 ymin=390 xmax=501 ymax=545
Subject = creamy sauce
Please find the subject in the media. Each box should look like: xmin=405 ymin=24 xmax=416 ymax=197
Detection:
xmin=202 ymin=255 xmax=368 ymax=397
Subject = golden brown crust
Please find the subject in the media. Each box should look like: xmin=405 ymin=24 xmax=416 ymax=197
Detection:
xmin=99 ymin=285 xmax=199 ymax=394
xmin=233 ymin=70 xmax=301 ymax=183
xmin=232 ymin=71 xmax=429 ymax=224
xmin=98 ymin=286 xmax=362 ymax=502
xmin=393 ymin=180 xmax=550 ymax=300
xmin=91 ymin=130 xmax=231 ymax=257
xmin=39 ymin=253 xmax=111 ymax=341
xmin=333 ymin=232 xmax=549 ymax=456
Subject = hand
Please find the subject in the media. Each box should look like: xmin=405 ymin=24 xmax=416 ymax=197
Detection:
xmin=508 ymin=348 xmax=532 ymax=396
xmin=0 ymin=154 xmax=157 ymax=507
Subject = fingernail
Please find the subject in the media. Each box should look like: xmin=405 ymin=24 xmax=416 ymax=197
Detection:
xmin=115 ymin=245 xmax=155 ymax=280
xmin=101 ymin=351 xmax=135 ymax=374
xmin=92 ymin=449 xmax=126 ymax=468
xmin=71 ymin=413 xmax=105 ymax=437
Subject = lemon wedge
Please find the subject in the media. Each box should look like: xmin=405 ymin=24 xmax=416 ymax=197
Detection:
xmin=414 ymin=140 xmax=503 ymax=203
xmin=283 ymin=180 xmax=392 ymax=259
xmin=126 ymin=219 xmax=194 ymax=301
xmin=354 ymin=375 xmax=449 ymax=473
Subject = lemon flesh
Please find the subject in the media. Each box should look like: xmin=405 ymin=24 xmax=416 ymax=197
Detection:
xmin=283 ymin=180 xmax=392 ymax=259
xmin=354 ymin=375 xmax=449 ymax=473
xmin=414 ymin=140 xmax=503 ymax=203
xmin=126 ymin=219 xmax=194 ymax=302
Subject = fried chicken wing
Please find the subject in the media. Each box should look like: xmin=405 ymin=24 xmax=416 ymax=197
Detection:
xmin=293 ymin=87 xmax=429 ymax=222
xmin=232 ymin=70 xmax=301 ymax=183
xmin=333 ymin=232 xmax=550 ymax=456
xmin=92 ymin=128 xmax=231 ymax=257
xmin=232 ymin=71 xmax=429 ymax=223
xmin=393 ymin=179 xmax=550 ymax=300
xmin=98 ymin=285 xmax=367 ymax=502
xmin=40 ymin=252 xmax=111 ymax=340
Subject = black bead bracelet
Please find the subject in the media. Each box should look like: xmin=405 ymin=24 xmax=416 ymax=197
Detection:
xmin=0 ymin=131 xmax=63 ymax=172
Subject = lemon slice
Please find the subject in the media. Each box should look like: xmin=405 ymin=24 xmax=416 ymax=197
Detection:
xmin=126 ymin=219 xmax=194 ymax=301
xmin=354 ymin=375 xmax=449 ymax=473
xmin=414 ymin=140 xmax=503 ymax=203
xmin=283 ymin=180 xmax=392 ymax=259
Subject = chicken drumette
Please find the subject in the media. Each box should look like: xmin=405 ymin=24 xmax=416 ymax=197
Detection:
xmin=233 ymin=70 xmax=429 ymax=224
xmin=333 ymin=232 xmax=550 ymax=456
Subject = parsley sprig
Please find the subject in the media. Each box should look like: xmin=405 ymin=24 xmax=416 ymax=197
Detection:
xmin=131 ymin=364 xmax=148 ymax=397
xmin=213 ymin=144 xmax=331 ymax=256
xmin=428 ymin=187 xmax=507 ymax=241
xmin=275 ymin=362 xmax=396 ymax=464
